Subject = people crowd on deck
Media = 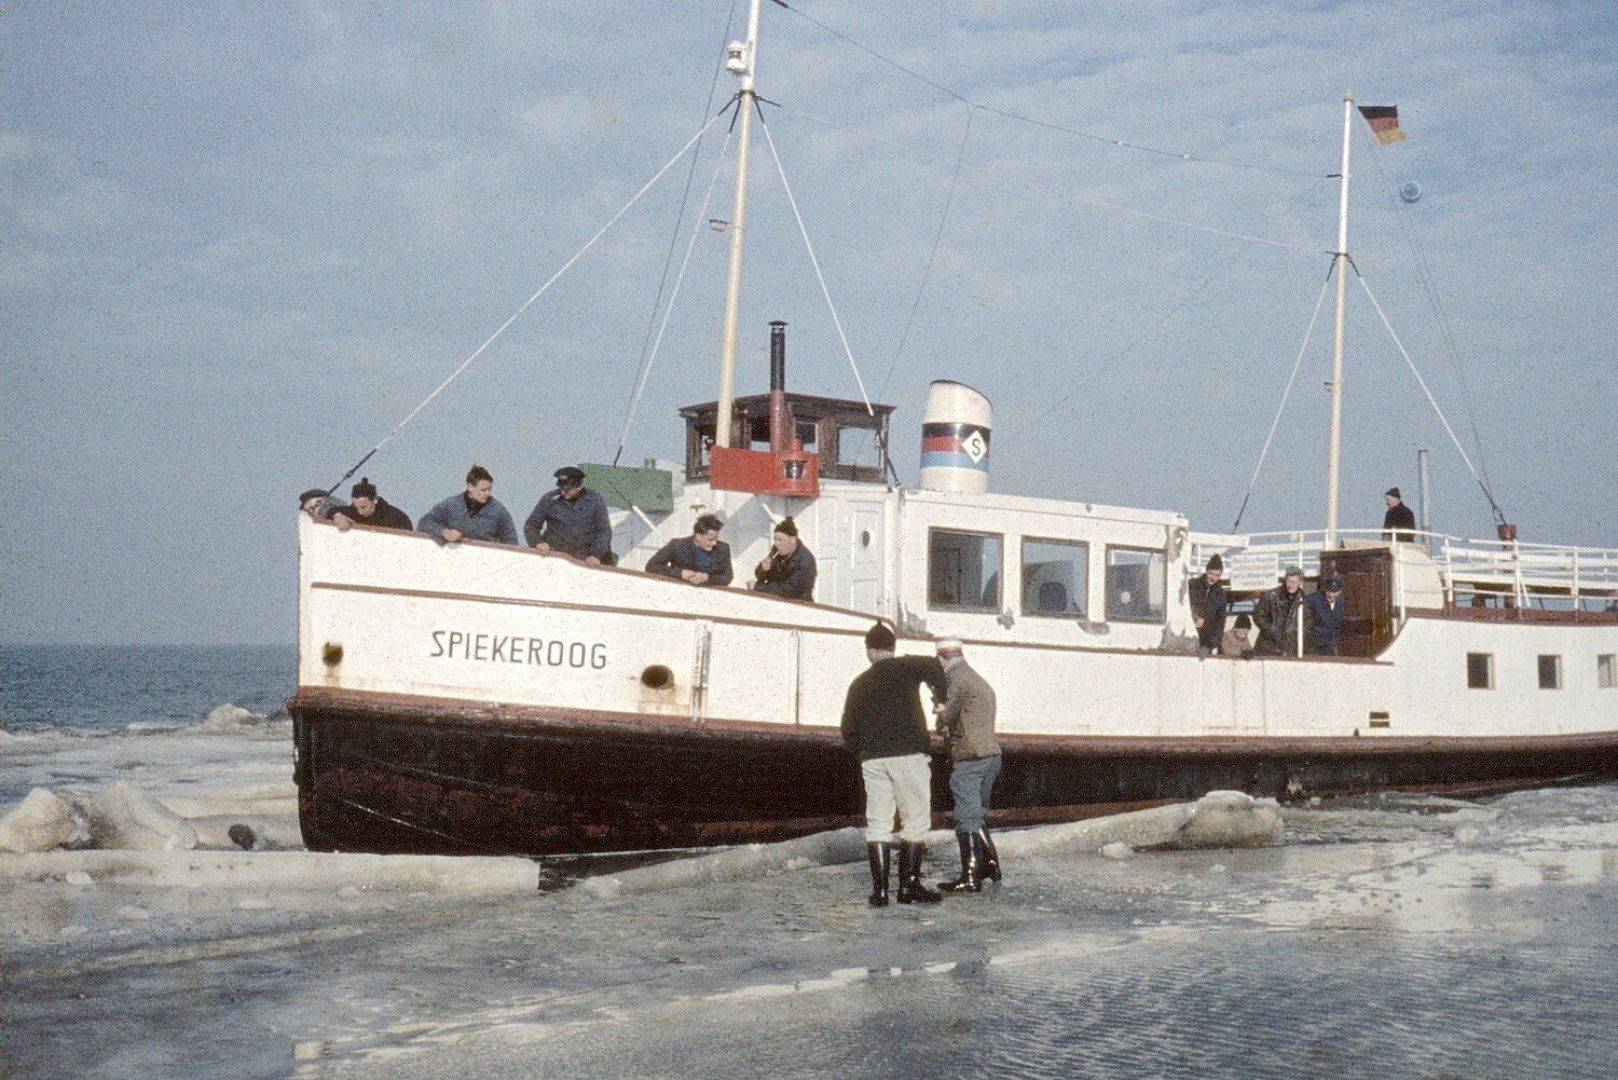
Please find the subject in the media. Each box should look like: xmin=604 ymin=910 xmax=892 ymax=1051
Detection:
xmin=299 ymin=473 xmax=1401 ymax=638
xmin=296 ymin=462 xmax=816 ymax=602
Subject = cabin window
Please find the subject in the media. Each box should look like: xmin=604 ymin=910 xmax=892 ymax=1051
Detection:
xmin=929 ymin=529 xmax=1002 ymax=611
xmin=1598 ymin=654 xmax=1616 ymax=689
xmin=1538 ymin=655 xmax=1563 ymax=690
xmin=1466 ymin=652 xmax=1494 ymax=690
xmin=1021 ymin=538 xmax=1087 ymax=618
xmin=1104 ymin=546 xmax=1165 ymax=623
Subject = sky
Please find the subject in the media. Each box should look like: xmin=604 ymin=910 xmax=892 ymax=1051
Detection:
xmin=3 ymin=1 xmax=1615 ymax=645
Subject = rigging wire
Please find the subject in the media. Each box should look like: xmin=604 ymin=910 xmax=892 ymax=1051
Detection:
xmin=613 ymin=128 xmax=737 ymax=461
xmin=1022 ymin=174 xmax=1329 ymax=434
xmin=877 ymin=105 xmax=977 ymax=402
xmin=1352 ymin=265 xmax=1509 ymax=526
xmin=757 ymin=106 xmax=876 ymax=416
xmin=1361 ymin=140 xmax=1498 ymax=500
xmin=768 ymin=0 xmax=1314 ymax=178
xmin=323 ymin=109 xmax=729 ymax=498
xmin=1231 ymin=264 xmax=1335 ymax=531
xmin=615 ymin=0 xmax=745 ymax=467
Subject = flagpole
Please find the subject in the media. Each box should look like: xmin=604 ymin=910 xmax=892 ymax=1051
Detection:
xmin=1325 ymin=91 xmax=1353 ymax=549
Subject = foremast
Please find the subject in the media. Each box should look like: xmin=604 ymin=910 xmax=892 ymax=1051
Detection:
xmin=714 ymin=0 xmax=764 ymax=451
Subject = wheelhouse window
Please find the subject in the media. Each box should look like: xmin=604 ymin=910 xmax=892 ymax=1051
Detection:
xmin=929 ymin=529 xmax=1002 ymax=611
xmin=1538 ymin=655 xmax=1563 ymax=690
xmin=1599 ymin=654 xmax=1616 ymax=689
xmin=1466 ymin=652 xmax=1494 ymax=690
xmin=1105 ymin=546 xmax=1165 ymax=623
xmin=1022 ymin=538 xmax=1088 ymax=618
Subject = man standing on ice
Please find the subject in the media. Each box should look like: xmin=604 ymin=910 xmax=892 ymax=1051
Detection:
xmin=932 ymin=639 xmax=1002 ymax=894
xmin=840 ymin=623 xmax=946 ymax=907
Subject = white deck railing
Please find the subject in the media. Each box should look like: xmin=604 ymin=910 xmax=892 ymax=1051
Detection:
xmin=1191 ymin=528 xmax=1618 ymax=611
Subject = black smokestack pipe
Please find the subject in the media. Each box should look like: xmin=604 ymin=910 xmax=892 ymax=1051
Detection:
xmin=768 ymin=320 xmax=788 ymax=454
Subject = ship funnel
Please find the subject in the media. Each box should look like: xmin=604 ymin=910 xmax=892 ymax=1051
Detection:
xmin=768 ymin=320 xmax=789 ymax=454
xmin=919 ymin=380 xmax=992 ymax=494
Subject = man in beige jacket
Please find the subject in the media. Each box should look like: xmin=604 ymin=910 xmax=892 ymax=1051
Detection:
xmin=933 ymin=639 xmax=1003 ymax=893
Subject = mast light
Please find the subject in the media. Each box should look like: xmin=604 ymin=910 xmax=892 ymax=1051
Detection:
xmin=725 ymin=42 xmax=750 ymax=77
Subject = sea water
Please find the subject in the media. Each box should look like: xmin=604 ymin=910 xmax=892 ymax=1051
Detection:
xmin=1 ymin=644 xmax=293 ymax=734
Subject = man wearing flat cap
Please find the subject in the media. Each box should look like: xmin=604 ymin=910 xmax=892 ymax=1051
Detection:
xmin=1382 ymin=487 xmax=1416 ymax=543
xmin=331 ymin=477 xmax=412 ymax=532
xmin=524 ymin=465 xmax=614 ymax=565
xmin=1305 ymin=574 xmax=1345 ymax=656
xmin=840 ymin=622 xmax=946 ymax=907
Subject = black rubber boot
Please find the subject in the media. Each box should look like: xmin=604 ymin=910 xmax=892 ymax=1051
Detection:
xmin=973 ymin=827 xmax=1002 ymax=883
xmin=896 ymin=841 xmax=942 ymax=904
xmin=866 ymin=841 xmax=892 ymax=907
xmin=937 ymin=831 xmax=981 ymax=894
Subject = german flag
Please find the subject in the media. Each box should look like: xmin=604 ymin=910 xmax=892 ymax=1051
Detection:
xmin=1357 ymin=105 xmax=1406 ymax=146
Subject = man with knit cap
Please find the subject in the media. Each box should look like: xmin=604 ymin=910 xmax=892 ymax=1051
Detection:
xmin=331 ymin=477 xmax=413 ymax=532
xmin=932 ymin=638 xmax=1002 ymax=894
xmin=1189 ymin=553 xmax=1229 ymax=656
xmin=840 ymin=622 xmax=946 ymax=907
xmin=1382 ymin=487 xmax=1416 ymax=542
xmin=749 ymin=516 xmax=816 ymax=599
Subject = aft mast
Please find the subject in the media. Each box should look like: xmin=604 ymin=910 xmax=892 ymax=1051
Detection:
xmin=1325 ymin=91 xmax=1353 ymax=548
xmin=714 ymin=0 xmax=763 ymax=452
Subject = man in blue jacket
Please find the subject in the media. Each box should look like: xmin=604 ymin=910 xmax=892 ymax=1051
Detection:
xmin=418 ymin=464 xmax=519 ymax=546
xmin=1305 ymin=574 xmax=1345 ymax=656
xmin=524 ymin=466 xmax=614 ymax=565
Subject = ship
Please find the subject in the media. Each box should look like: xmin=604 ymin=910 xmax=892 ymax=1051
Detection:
xmin=290 ymin=2 xmax=1618 ymax=856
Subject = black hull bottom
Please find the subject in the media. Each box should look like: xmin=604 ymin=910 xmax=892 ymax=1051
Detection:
xmin=290 ymin=692 xmax=1618 ymax=857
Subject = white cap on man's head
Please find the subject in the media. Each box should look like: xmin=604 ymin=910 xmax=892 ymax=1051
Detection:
xmin=935 ymin=638 xmax=964 ymax=655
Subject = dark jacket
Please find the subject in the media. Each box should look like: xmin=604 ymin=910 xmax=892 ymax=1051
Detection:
xmin=840 ymin=655 xmax=946 ymax=762
xmin=1253 ymin=585 xmax=1306 ymax=656
xmin=524 ymin=488 xmax=613 ymax=561
xmin=1304 ymin=589 xmax=1344 ymax=655
xmin=331 ymin=498 xmax=413 ymax=532
xmin=645 ymin=536 xmax=734 ymax=586
xmin=753 ymin=543 xmax=817 ymax=600
xmin=1383 ymin=502 xmax=1416 ymax=542
xmin=1188 ymin=575 xmax=1229 ymax=650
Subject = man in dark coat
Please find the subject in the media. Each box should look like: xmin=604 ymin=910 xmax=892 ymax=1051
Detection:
xmin=749 ymin=516 xmax=817 ymax=600
xmin=645 ymin=513 xmax=733 ymax=586
xmin=1382 ymin=487 xmax=1417 ymax=542
xmin=524 ymin=466 xmax=614 ymax=565
xmin=1305 ymin=574 xmax=1345 ymax=656
xmin=841 ymin=623 xmax=946 ymax=907
xmin=1253 ymin=565 xmax=1307 ymax=656
xmin=1189 ymin=554 xmax=1229 ymax=656
xmin=331 ymin=477 xmax=413 ymax=532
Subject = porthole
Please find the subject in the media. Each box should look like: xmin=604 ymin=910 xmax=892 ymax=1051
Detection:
xmin=322 ymin=642 xmax=344 ymax=667
xmin=641 ymin=664 xmax=675 ymax=690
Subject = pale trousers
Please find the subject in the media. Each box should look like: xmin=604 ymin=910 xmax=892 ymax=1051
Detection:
xmin=860 ymin=753 xmax=933 ymax=842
